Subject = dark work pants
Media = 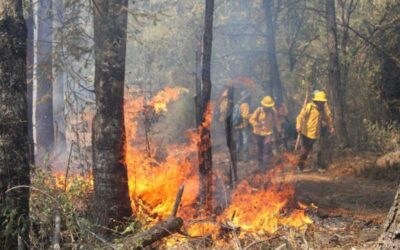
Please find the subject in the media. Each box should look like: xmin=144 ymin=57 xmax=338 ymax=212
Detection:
xmin=256 ymin=134 xmax=273 ymax=171
xmin=298 ymin=134 xmax=315 ymax=170
xmin=235 ymin=127 xmax=249 ymax=162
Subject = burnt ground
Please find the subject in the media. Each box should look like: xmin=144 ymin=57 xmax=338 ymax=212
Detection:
xmin=209 ymin=148 xmax=398 ymax=250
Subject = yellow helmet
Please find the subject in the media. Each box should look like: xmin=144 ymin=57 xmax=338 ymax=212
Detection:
xmin=313 ymin=91 xmax=328 ymax=102
xmin=261 ymin=96 xmax=275 ymax=108
xmin=222 ymin=89 xmax=228 ymax=97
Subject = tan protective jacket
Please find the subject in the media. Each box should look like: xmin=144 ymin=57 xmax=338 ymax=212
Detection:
xmin=249 ymin=107 xmax=280 ymax=136
xmin=235 ymin=103 xmax=250 ymax=129
xmin=296 ymin=102 xmax=334 ymax=139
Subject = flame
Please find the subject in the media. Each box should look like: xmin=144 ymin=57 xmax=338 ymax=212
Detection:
xmin=150 ymin=87 xmax=188 ymax=113
xmin=124 ymin=86 xmax=199 ymax=223
xmin=123 ymin=86 xmax=313 ymax=243
xmin=218 ymin=162 xmax=313 ymax=235
xmin=186 ymin=221 xmax=220 ymax=237
xmin=53 ymin=172 xmax=93 ymax=191
xmin=220 ymin=180 xmax=292 ymax=233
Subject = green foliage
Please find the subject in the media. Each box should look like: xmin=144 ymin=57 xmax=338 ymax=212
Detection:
xmin=29 ymin=167 xmax=95 ymax=248
xmin=361 ymin=119 xmax=400 ymax=153
xmin=0 ymin=196 xmax=29 ymax=245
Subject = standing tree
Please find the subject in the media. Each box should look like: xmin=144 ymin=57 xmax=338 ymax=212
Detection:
xmin=53 ymin=0 xmax=66 ymax=151
xmin=326 ymin=0 xmax=348 ymax=144
xmin=35 ymin=0 xmax=55 ymax=155
xmin=26 ymin=0 xmax=35 ymax=165
xmin=225 ymin=86 xmax=237 ymax=187
xmin=263 ymin=0 xmax=283 ymax=107
xmin=92 ymin=0 xmax=132 ymax=229
xmin=198 ymin=0 xmax=215 ymax=212
xmin=0 ymin=0 xmax=30 ymax=248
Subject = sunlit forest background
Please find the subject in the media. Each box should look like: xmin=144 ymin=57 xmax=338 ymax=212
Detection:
xmin=0 ymin=0 xmax=399 ymax=249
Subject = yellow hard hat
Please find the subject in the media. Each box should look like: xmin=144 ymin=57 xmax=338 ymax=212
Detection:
xmin=261 ymin=96 xmax=275 ymax=108
xmin=222 ymin=89 xmax=228 ymax=97
xmin=313 ymin=91 xmax=328 ymax=102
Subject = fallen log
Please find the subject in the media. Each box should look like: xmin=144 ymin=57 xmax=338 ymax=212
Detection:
xmin=376 ymin=150 xmax=400 ymax=169
xmin=123 ymin=216 xmax=184 ymax=249
xmin=121 ymin=185 xmax=185 ymax=249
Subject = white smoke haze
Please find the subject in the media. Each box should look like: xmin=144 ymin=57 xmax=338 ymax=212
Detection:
xmin=32 ymin=0 xmax=280 ymax=173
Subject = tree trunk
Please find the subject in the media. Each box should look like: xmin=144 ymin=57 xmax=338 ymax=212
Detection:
xmin=225 ymin=86 xmax=237 ymax=187
xmin=53 ymin=0 xmax=66 ymax=151
xmin=194 ymin=42 xmax=202 ymax=127
xmin=35 ymin=0 xmax=54 ymax=155
xmin=0 ymin=1 xmax=30 ymax=248
xmin=92 ymin=0 xmax=133 ymax=229
xmin=198 ymin=0 xmax=215 ymax=212
xmin=26 ymin=0 xmax=35 ymax=165
xmin=325 ymin=0 xmax=348 ymax=145
xmin=376 ymin=184 xmax=400 ymax=249
xmin=263 ymin=0 xmax=283 ymax=107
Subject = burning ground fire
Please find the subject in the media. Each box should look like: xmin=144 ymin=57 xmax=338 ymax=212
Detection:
xmin=124 ymin=86 xmax=314 ymax=243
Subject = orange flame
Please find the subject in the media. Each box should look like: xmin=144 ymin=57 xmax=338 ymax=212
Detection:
xmin=217 ymin=161 xmax=313 ymax=235
xmin=123 ymin=86 xmax=313 ymax=242
xmin=124 ymin=86 xmax=199 ymax=223
xmin=150 ymin=87 xmax=188 ymax=113
xmin=53 ymin=172 xmax=93 ymax=191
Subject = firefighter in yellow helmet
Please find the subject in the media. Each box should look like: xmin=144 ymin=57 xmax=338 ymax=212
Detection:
xmin=249 ymin=96 xmax=281 ymax=171
xmin=296 ymin=90 xmax=335 ymax=171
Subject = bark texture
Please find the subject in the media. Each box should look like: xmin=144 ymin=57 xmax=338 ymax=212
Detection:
xmin=26 ymin=0 xmax=34 ymax=165
xmin=35 ymin=0 xmax=54 ymax=154
xmin=225 ymin=87 xmax=237 ymax=187
xmin=376 ymin=184 xmax=400 ymax=250
xmin=0 ymin=0 xmax=30 ymax=248
xmin=199 ymin=0 xmax=215 ymax=212
xmin=326 ymin=0 xmax=348 ymax=145
xmin=263 ymin=0 xmax=283 ymax=107
xmin=92 ymin=0 xmax=133 ymax=229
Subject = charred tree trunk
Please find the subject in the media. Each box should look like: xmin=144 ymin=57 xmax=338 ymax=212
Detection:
xmin=198 ymin=0 xmax=215 ymax=212
xmin=376 ymin=184 xmax=400 ymax=249
xmin=92 ymin=0 xmax=133 ymax=229
xmin=195 ymin=42 xmax=202 ymax=127
xmin=26 ymin=0 xmax=34 ymax=165
xmin=35 ymin=0 xmax=54 ymax=155
xmin=0 ymin=1 xmax=30 ymax=248
xmin=263 ymin=0 xmax=283 ymax=107
xmin=325 ymin=0 xmax=348 ymax=145
xmin=225 ymin=86 xmax=237 ymax=187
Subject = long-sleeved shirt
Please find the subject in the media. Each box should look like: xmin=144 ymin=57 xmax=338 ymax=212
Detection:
xmin=235 ymin=103 xmax=250 ymax=129
xmin=296 ymin=102 xmax=334 ymax=139
xmin=249 ymin=107 xmax=280 ymax=136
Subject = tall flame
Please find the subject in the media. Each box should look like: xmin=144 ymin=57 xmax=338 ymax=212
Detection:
xmin=124 ymin=86 xmax=199 ymax=223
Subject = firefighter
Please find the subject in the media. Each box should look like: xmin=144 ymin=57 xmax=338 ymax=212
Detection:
xmin=233 ymin=91 xmax=251 ymax=162
xmin=296 ymin=90 xmax=335 ymax=171
xmin=218 ymin=89 xmax=230 ymax=123
xmin=249 ymin=96 xmax=281 ymax=171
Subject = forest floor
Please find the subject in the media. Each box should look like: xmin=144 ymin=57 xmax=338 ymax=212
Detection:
xmin=202 ymin=148 xmax=398 ymax=250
